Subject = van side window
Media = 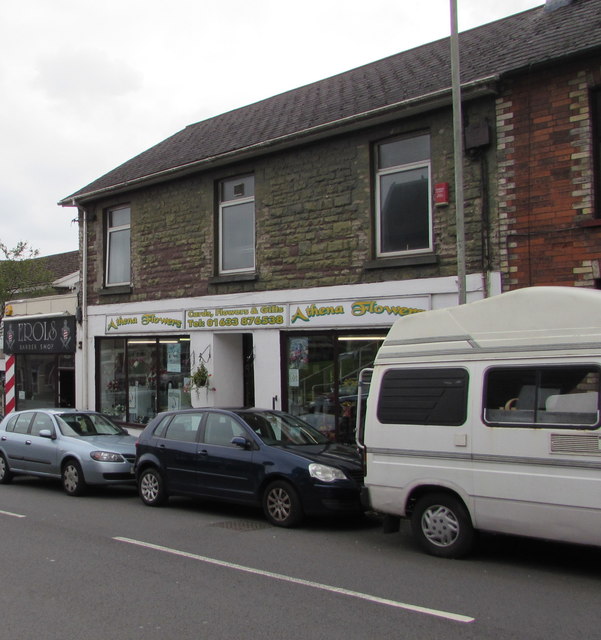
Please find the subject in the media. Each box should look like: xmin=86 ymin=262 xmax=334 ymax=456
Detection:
xmin=377 ymin=368 xmax=468 ymax=425
xmin=484 ymin=366 xmax=600 ymax=429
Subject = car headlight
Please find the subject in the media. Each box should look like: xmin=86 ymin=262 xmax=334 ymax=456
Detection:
xmin=308 ymin=463 xmax=346 ymax=482
xmin=90 ymin=451 xmax=125 ymax=463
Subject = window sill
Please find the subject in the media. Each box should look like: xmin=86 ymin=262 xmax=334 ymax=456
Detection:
xmin=364 ymin=254 xmax=438 ymax=270
xmin=99 ymin=285 xmax=132 ymax=296
xmin=577 ymin=218 xmax=601 ymax=228
xmin=209 ymin=273 xmax=258 ymax=285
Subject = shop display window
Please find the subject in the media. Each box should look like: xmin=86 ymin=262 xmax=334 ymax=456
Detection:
xmin=285 ymin=332 xmax=383 ymax=443
xmin=98 ymin=337 xmax=191 ymax=424
xmin=12 ymin=354 xmax=75 ymax=410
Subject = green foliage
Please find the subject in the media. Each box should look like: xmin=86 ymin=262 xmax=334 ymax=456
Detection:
xmin=0 ymin=241 xmax=54 ymax=320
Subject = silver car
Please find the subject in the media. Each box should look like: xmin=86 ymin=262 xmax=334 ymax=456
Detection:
xmin=0 ymin=409 xmax=137 ymax=496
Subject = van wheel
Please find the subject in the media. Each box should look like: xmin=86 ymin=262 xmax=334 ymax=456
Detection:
xmin=411 ymin=493 xmax=474 ymax=558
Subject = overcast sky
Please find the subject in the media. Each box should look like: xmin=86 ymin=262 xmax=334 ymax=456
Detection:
xmin=1 ymin=0 xmax=542 ymax=257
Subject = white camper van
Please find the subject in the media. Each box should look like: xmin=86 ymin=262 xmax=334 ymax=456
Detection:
xmin=358 ymin=287 xmax=601 ymax=558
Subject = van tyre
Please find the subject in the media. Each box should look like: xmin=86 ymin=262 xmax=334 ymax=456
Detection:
xmin=262 ymin=480 xmax=303 ymax=527
xmin=0 ymin=453 xmax=13 ymax=484
xmin=138 ymin=467 xmax=168 ymax=506
xmin=411 ymin=493 xmax=474 ymax=558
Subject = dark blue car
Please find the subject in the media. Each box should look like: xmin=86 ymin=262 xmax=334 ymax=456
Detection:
xmin=135 ymin=408 xmax=364 ymax=527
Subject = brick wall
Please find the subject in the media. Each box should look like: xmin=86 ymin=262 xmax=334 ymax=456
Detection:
xmin=496 ymin=56 xmax=601 ymax=290
xmin=85 ymin=104 xmax=498 ymax=305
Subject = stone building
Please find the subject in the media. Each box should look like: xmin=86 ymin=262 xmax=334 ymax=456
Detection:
xmin=60 ymin=0 xmax=601 ymax=439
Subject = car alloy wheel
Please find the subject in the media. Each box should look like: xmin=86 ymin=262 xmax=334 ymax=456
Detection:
xmin=138 ymin=467 xmax=167 ymax=506
xmin=262 ymin=480 xmax=303 ymax=528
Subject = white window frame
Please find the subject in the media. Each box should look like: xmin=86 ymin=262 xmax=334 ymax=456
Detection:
xmin=105 ymin=205 xmax=131 ymax=286
xmin=375 ymin=136 xmax=433 ymax=258
xmin=219 ymin=176 xmax=255 ymax=275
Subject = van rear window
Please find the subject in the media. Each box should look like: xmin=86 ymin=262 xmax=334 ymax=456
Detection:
xmin=377 ymin=368 xmax=468 ymax=426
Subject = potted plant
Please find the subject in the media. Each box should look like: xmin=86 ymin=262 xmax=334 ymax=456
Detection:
xmin=190 ymin=362 xmax=215 ymax=395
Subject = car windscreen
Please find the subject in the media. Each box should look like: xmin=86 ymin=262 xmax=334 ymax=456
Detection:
xmin=56 ymin=413 xmax=124 ymax=437
xmin=236 ymin=411 xmax=329 ymax=446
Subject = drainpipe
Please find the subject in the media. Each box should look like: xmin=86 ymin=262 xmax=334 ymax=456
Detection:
xmin=73 ymin=199 xmax=89 ymax=409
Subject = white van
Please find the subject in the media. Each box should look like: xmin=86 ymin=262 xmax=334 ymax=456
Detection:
xmin=357 ymin=286 xmax=601 ymax=558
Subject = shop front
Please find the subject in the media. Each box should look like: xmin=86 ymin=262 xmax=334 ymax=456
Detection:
xmin=89 ymin=275 xmax=499 ymax=438
xmin=97 ymin=335 xmax=192 ymax=424
xmin=3 ymin=314 xmax=77 ymax=411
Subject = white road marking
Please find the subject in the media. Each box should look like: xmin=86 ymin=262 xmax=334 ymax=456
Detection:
xmin=0 ymin=509 xmax=26 ymax=518
xmin=114 ymin=536 xmax=474 ymax=623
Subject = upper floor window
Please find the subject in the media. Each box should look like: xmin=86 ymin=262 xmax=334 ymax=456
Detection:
xmin=106 ymin=205 xmax=131 ymax=286
xmin=219 ymin=175 xmax=255 ymax=274
xmin=376 ymin=133 xmax=432 ymax=257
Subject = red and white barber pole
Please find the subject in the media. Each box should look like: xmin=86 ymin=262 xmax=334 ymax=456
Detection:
xmin=4 ymin=354 xmax=15 ymax=415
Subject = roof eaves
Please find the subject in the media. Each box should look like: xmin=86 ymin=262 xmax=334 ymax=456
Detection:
xmin=61 ymin=74 xmax=499 ymax=206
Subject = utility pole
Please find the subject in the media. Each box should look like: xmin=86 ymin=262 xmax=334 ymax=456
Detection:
xmin=450 ymin=0 xmax=467 ymax=304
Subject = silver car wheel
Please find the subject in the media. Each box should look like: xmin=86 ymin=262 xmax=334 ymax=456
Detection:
xmin=138 ymin=468 xmax=167 ymax=506
xmin=262 ymin=480 xmax=302 ymax=527
xmin=0 ymin=454 xmax=12 ymax=484
xmin=140 ymin=471 xmax=159 ymax=502
xmin=420 ymin=504 xmax=460 ymax=547
xmin=267 ymin=486 xmax=291 ymax=522
xmin=62 ymin=461 xmax=86 ymax=496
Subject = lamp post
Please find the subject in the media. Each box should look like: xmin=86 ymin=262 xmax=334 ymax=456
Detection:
xmin=450 ymin=0 xmax=467 ymax=304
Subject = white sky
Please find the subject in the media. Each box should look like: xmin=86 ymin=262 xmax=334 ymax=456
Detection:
xmin=0 ymin=0 xmax=542 ymax=257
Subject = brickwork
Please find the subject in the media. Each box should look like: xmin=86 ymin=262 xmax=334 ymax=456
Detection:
xmin=85 ymin=106 xmax=498 ymax=306
xmin=496 ymin=56 xmax=601 ymax=290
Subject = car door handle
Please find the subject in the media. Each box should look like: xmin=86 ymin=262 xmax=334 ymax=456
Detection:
xmin=25 ymin=440 xmax=32 ymax=445
xmin=198 ymin=449 xmax=208 ymax=456
xmin=1 ymin=436 xmax=6 ymax=441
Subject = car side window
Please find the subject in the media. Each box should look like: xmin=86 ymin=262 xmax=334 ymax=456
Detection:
xmin=203 ymin=413 xmax=247 ymax=447
xmin=13 ymin=413 xmax=34 ymax=434
xmin=31 ymin=413 xmax=55 ymax=437
xmin=4 ymin=415 xmax=19 ymax=432
xmin=164 ymin=414 xmax=202 ymax=442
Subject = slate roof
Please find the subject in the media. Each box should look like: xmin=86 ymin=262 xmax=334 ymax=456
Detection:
xmin=62 ymin=0 xmax=601 ymax=204
xmin=42 ymin=251 xmax=79 ymax=280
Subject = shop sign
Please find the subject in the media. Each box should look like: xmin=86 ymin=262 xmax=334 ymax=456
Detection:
xmin=4 ymin=315 xmax=76 ymax=354
xmin=105 ymin=312 xmax=185 ymax=334
xmin=289 ymin=296 xmax=429 ymax=328
xmin=186 ymin=305 xmax=288 ymax=330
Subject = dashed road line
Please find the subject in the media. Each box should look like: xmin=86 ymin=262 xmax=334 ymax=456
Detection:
xmin=0 ymin=509 xmax=26 ymax=518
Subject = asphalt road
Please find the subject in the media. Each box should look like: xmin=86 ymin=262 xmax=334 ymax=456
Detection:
xmin=1 ymin=476 xmax=599 ymax=640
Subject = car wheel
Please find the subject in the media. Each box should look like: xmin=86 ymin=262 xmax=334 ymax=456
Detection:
xmin=138 ymin=467 xmax=167 ymax=506
xmin=262 ymin=480 xmax=303 ymax=527
xmin=62 ymin=460 xmax=87 ymax=496
xmin=411 ymin=493 xmax=474 ymax=558
xmin=0 ymin=453 xmax=13 ymax=484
